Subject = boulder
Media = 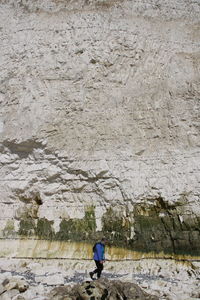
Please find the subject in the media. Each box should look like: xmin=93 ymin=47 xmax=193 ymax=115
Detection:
xmin=4 ymin=278 xmax=29 ymax=292
xmin=48 ymin=278 xmax=159 ymax=300
xmin=0 ymin=278 xmax=29 ymax=300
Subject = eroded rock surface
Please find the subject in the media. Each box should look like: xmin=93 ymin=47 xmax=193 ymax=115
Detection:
xmin=0 ymin=0 xmax=199 ymax=255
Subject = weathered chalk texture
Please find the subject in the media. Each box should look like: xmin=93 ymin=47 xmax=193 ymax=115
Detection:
xmin=0 ymin=0 xmax=199 ymax=256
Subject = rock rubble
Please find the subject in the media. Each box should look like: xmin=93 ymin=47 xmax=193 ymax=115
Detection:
xmin=0 ymin=258 xmax=199 ymax=299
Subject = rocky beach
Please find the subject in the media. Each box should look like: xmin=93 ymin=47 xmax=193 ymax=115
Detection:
xmin=0 ymin=256 xmax=200 ymax=299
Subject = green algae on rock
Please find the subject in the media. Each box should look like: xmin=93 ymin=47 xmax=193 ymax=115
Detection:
xmin=18 ymin=218 xmax=36 ymax=236
xmin=18 ymin=206 xmax=96 ymax=242
xmin=101 ymin=200 xmax=200 ymax=256
xmin=56 ymin=206 xmax=96 ymax=241
xmin=102 ymin=207 xmax=132 ymax=247
xmin=35 ymin=218 xmax=55 ymax=240
xmin=3 ymin=220 xmax=16 ymax=238
xmin=15 ymin=200 xmax=200 ymax=257
xmin=132 ymin=200 xmax=200 ymax=256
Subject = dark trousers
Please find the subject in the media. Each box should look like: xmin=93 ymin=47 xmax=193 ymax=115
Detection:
xmin=93 ymin=260 xmax=103 ymax=278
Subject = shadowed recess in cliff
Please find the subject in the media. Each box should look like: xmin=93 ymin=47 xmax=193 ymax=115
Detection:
xmin=2 ymin=139 xmax=45 ymax=158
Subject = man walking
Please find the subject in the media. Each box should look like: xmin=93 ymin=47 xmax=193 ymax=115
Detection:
xmin=90 ymin=237 xmax=106 ymax=280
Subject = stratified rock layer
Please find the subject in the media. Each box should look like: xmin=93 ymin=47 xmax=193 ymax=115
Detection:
xmin=0 ymin=0 xmax=199 ymax=255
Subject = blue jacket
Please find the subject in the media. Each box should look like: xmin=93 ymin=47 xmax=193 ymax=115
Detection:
xmin=93 ymin=242 xmax=105 ymax=261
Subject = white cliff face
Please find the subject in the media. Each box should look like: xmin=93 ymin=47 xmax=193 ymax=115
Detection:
xmin=0 ymin=0 xmax=199 ymax=255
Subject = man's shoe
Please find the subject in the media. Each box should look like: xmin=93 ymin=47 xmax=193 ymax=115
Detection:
xmin=89 ymin=272 xmax=94 ymax=280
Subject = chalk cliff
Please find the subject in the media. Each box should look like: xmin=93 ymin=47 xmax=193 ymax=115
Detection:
xmin=0 ymin=0 xmax=199 ymax=256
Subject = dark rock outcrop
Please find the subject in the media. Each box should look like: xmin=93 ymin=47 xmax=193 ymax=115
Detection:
xmin=48 ymin=278 xmax=159 ymax=300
